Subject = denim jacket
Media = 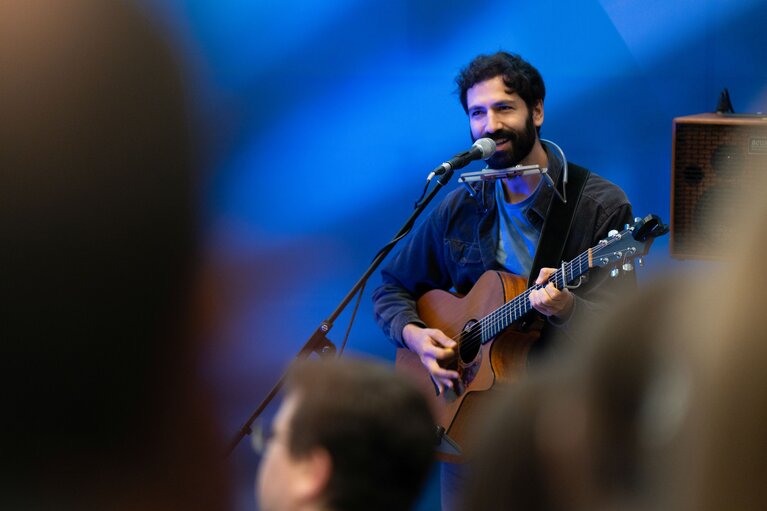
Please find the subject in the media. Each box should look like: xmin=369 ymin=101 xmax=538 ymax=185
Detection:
xmin=372 ymin=155 xmax=634 ymax=350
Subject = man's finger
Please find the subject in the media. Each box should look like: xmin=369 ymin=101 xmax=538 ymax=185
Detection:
xmin=424 ymin=343 xmax=455 ymax=360
xmin=428 ymin=330 xmax=457 ymax=349
xmin=428 ymin=372 xmax=457 ymax=396
xmin=530 ymin=289 xmax=557 ymax=316
xmin=429 ymin=374 xmax=444 ymax=396
xmin=431 ymin=365 xmax=460 ymax=380
xmin=423 ymin=355 xmax=458 ymax=378
xmin=535 ymin=267 xmax=556 ymax=285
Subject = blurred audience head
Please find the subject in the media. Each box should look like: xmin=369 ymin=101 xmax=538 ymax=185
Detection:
xmin=463 ymin=200 xmax=767 ymax=511
xmin=1 ymin=0 xmax=227 ymax=509
xmin=256 ymin=358 xmax=436 ymax=511
xmin=667 ymin=182 xmax=767 ymax=511
xmin=460 ymin=376 xmax=565 ymax=511
xmin=565 ymin=277 xmax=694 ymax=511
xmin=462 ymin=276 xmax=695 ymax=511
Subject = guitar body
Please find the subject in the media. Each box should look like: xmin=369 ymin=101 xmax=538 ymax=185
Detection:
xmin=395 ymin=270 xmax=542 ymax=462
xmin=394 ymin=214 xmax=670 ymax=462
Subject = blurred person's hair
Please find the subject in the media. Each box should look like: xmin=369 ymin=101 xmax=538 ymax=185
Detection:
xmin=283 ymin=358 xmax=436 ymax=511
xmin=554 ymin=190 xmax=767 ymax=511
xmin=461 ymin=276 xmax=694 ymax=511
xmin=569 ymin=276 xmax=694 ymax=511
xmin=667 ymin=174 xmax=767 ymax=511
xmin=0 ymin=0 xmax=228 ymax=508
xmin=459 ymin=378 xmax=564 ymax=511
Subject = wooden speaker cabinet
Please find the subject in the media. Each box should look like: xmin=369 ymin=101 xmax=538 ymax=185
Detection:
xmin=671 ymin=113 xmax=767 ymax=259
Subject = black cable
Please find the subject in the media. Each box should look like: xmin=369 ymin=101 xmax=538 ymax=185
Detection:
xmin=338 ymin=280 xmax=365 ymax=356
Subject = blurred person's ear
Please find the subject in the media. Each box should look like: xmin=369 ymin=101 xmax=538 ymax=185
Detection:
xmin=295 ymin=447 xmax=332 ymax=504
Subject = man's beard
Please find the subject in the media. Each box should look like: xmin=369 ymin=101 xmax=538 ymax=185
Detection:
xmin=476 ymin=112 xmax=537 ymax=170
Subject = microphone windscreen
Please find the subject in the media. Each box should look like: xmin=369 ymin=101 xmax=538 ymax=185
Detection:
xmin=474 ymin=138 xmax=496 ymax=159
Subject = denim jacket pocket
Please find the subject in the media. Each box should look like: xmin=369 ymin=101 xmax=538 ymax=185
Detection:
xmin=446 ymin=239 xmax=482 ymax=266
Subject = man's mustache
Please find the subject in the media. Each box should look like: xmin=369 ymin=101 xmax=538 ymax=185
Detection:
xmin=485 ymin=129 xmax=518 ymax=143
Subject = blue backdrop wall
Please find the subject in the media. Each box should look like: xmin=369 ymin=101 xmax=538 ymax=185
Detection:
xmin=143 ymin=1 xmax=766 ymax=508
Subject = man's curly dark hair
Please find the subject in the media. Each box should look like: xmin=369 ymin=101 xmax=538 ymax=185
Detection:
xmin=455 ymin=51 xmax=546 ymax=114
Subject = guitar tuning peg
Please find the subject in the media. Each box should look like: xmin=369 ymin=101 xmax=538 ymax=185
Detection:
xmin=622 ymin=262 xmax=634 ymax=272
xmin=610 ymin=267 xmax=620 ymax=278
xmin=637 ymin=256 xmax=645 ymax=267
xmin=608 ymin=229 xmax=619 ymax=238
xmin=624 ymin=224 xmax=630 ymax=230
xmin=634 ymin=217 xmax=642 ymax=223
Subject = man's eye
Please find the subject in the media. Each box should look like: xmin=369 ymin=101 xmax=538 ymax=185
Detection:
xmin=470 ymin=110 xmax=485 ymax=118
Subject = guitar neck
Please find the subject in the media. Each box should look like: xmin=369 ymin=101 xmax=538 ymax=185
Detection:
xmin=478 ymin=249 xmax=592 ymax=343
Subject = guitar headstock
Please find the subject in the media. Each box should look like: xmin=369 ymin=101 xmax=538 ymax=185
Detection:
xmin=590 ymin=214 xmax=669 ymax=274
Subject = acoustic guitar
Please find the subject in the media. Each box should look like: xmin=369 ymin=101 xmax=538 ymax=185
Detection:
xmin=395 ymin=214 xmax=668 ymax=461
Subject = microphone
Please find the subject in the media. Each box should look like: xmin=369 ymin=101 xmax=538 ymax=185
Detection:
xmin=429 ymin=138 xmax=496 ymax=180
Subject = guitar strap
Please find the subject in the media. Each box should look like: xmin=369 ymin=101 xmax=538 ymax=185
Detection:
xmin=527 ymin=163 xmax=590 ymax=288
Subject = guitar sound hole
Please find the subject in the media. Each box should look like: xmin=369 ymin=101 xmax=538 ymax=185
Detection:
xmin=458 ymin=320 xmax=480 ymax=364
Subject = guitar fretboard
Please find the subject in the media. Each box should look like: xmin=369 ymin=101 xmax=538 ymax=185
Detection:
xmin=478 ymin=249 xmax=592 ymax=343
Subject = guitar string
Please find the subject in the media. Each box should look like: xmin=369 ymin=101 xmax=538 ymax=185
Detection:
xmin=455 ymin=233 xmax=628 ymax=354
xmin=480 ymin=251 xmax=590 ymax=340
xmin=452 ymin=258 xmax=582 ymax=352
xmin=453 ymin=252 xmax=589 ymax=353
xmin=447 ymin=250 xmax=592 ymax=355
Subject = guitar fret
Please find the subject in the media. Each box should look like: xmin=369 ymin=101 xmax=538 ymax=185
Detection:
xmin=476 ymin=225 xmax=637 ymax=345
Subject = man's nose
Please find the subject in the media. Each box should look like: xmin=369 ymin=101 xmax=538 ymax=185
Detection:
xmin=485 ymin=111 xmax=503 ymax=134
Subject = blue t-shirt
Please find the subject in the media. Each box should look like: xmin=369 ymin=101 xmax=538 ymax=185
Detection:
xmin=495 ymin=178 xmax=543 ymax=276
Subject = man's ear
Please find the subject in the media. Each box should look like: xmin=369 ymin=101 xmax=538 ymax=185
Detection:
xmin=533 ymin=100 xmax=544 ymax=128
xmin=293 ymin=447 xmax=333 ymax=504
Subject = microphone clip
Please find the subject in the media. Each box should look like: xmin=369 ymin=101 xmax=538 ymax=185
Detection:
xmin=458 ymin=164 xmax=567 ymax=204
xmin=457 ymin=138 xmax=570 ymax=205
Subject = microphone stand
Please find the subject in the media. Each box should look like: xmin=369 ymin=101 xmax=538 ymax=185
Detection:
xmin=226 ymin=168 xmax=456 ymax=456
